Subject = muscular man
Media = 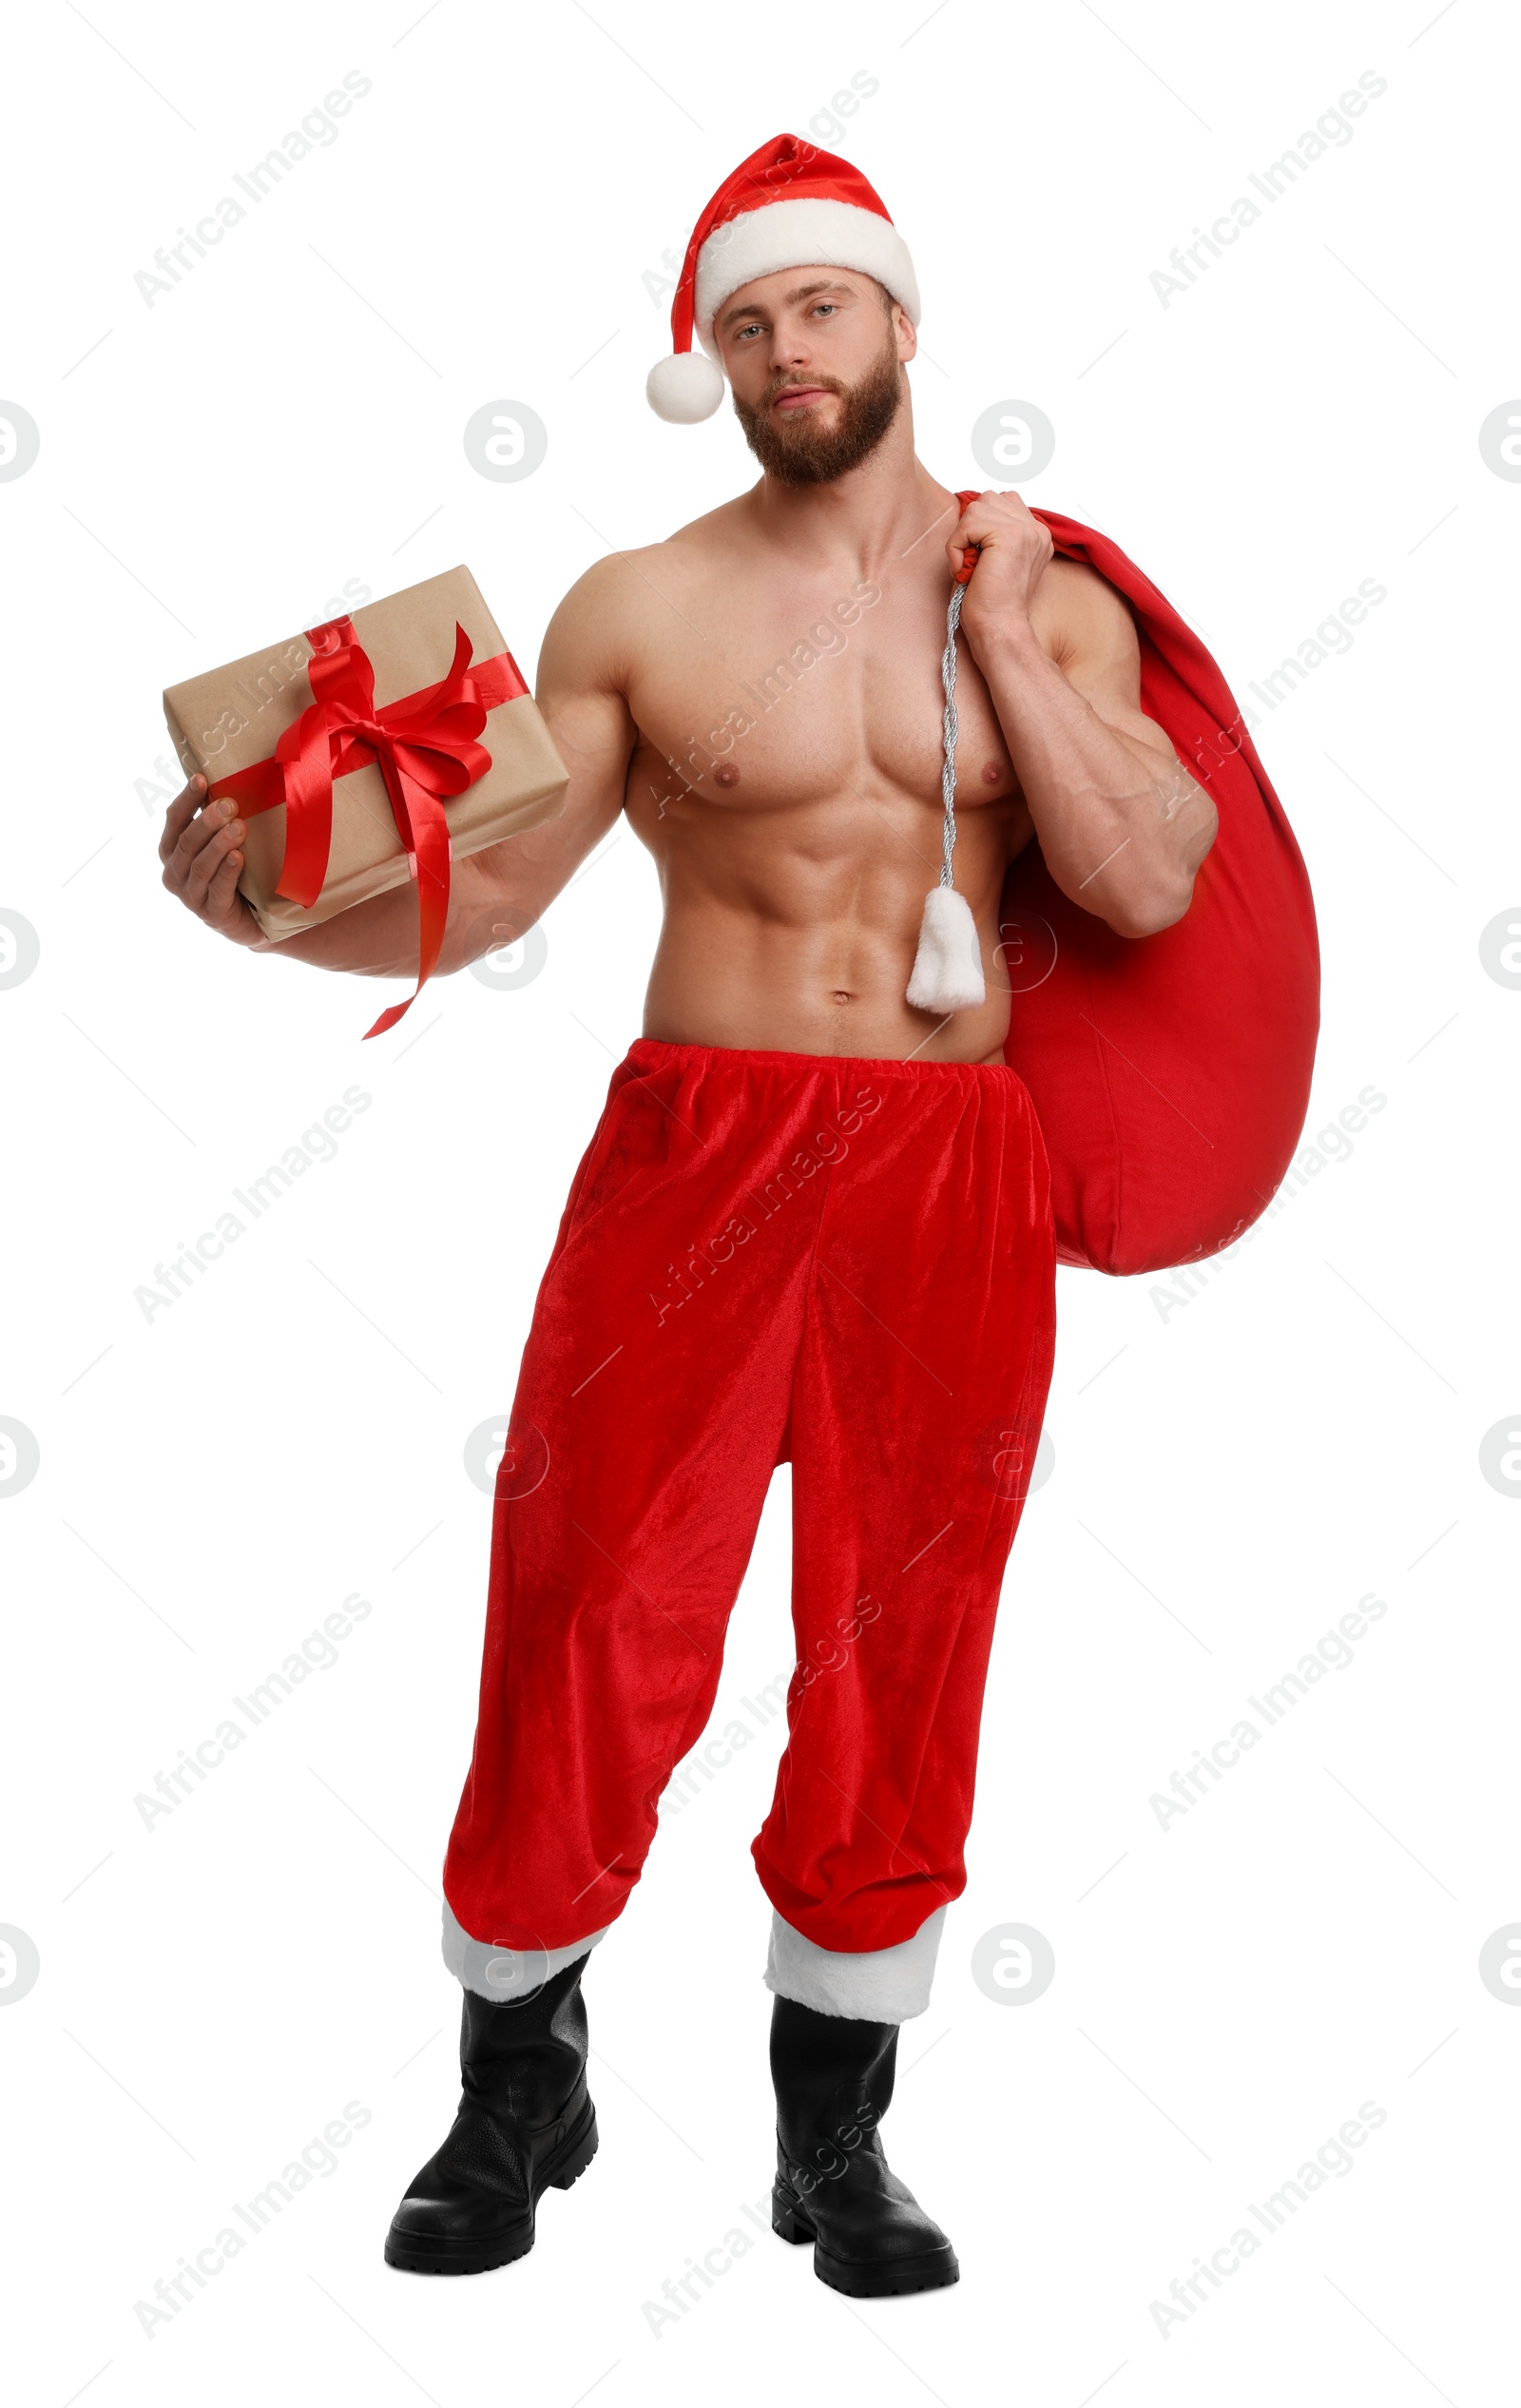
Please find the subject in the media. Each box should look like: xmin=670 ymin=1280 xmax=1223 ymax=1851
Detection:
xmin=160 ymin=136 xmax=1215 ymax=2301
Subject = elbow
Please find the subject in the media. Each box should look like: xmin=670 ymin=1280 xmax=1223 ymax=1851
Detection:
xmin=1107 ymin=872 xmax=1198 ymax=940
xmin=1108 ymin=795 xmax=1218 ymax=937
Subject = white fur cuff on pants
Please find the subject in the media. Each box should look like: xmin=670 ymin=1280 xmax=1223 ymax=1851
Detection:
xmin=763 ymin=1906 xmax=947 ymax=2022
xmin=442 ymin=1902 xmax=608 ymax=2003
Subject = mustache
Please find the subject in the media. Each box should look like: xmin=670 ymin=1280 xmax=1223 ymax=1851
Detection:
xmin=762 ymin=374 xmax=847 ymax=406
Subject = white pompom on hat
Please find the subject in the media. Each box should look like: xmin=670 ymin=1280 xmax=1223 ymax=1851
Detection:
xmin=646 ymin=132 xmax=921 ymax=423
xmin=645 ymin=351 xmax=728 ymax=423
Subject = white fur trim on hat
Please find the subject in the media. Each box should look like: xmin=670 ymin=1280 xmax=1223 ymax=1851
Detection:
xmin=694 ymin=197 xmax=920 ymax=356
xmin=645 ymin=349 xmax=726 ymax=423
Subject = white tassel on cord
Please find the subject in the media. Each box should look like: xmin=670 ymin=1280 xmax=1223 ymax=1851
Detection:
xmin=906 ymin=569 xmax=987 ymax=1015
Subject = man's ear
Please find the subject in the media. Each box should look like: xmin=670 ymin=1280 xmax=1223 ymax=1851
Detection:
xmin=894 ymin=301 xmax=917 ymax=365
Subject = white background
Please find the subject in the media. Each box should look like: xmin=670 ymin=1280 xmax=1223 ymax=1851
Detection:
xmin=2 ymin=2 xmax=1516 ymax=2402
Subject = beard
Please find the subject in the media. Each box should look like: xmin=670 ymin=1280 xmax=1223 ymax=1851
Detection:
xmin=732 ymin=335 xmax=904 ymax=486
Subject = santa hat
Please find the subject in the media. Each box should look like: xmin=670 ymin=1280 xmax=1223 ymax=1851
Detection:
xmin=646 ymin=133 xmax=921 ymax=423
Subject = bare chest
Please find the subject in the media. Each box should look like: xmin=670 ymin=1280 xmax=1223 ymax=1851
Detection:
xmin=626 ymin=566 xmax=1024 ymax=820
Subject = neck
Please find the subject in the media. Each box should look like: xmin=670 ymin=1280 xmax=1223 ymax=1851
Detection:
xmin=745 ymin=399 xmax=957 ymax=583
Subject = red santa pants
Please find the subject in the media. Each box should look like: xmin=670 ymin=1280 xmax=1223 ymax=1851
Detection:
xmin=443 ymin=1038 xmax=1056 ymax=2005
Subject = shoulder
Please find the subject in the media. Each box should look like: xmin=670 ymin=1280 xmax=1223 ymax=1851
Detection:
xmin=540 ymin=500 xmax=744 ymax=685
xmin=1029 ymin=554 xmax=1138 ymax=673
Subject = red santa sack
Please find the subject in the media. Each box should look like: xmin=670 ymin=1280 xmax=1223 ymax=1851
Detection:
xmin=985 ymin=502 xmax=1320 ymax=1277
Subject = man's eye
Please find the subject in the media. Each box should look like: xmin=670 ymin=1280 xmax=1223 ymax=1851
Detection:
xmin=812 ymin=303 xmax=838 ymax=318
xmin=737 ymin=322 xmax=762 ymax=339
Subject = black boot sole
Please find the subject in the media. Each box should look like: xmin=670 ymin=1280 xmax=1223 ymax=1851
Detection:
xmin=772 ymin=2188 xmax=960 ymax=2297
xmin=384 ymin=2099 xmax=599 ymax=2276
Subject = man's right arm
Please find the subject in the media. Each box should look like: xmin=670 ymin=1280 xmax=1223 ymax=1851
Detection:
xmin=158 ymin=560 xmax=639 ymax=982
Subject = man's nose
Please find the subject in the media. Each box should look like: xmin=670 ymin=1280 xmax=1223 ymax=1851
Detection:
xmin=768 ymin=320 xmax=812 ymax=371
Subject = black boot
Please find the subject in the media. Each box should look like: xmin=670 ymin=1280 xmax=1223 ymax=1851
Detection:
xmin=769 ymin=1994 xmax=959 ymax=2297
xmin=385 ymin=1955 xmax=598 ymax=2275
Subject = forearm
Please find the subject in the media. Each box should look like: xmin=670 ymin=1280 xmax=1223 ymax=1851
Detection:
xmin=976 ymin=622 xmax=1216 ymax=936
xmin=259 ymin=843 xmax=540 ymax=980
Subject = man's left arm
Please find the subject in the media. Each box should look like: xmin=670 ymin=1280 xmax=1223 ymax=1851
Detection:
xmin=951 ymin=490 xmax=1218 ymax=937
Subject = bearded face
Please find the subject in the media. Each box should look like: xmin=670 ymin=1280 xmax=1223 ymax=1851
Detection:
xmin=731 ymin=319 xmax=905 ymax=487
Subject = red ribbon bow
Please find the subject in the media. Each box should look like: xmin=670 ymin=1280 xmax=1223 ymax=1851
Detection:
xmin=208 ymin=614 xmax=527 ymax=1038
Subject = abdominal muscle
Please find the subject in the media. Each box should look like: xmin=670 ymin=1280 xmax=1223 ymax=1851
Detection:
xmin=631 ymin=776 xmax=1031 ymax=1066
xmin=643 ymin=906 xmax=1011 ymax=1064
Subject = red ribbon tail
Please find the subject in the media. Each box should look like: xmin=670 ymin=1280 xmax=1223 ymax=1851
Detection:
xmin=361 ymin=755 xmax=454 ymax=1040
xmin=362 ymin=993 xmax=416 ymax=1041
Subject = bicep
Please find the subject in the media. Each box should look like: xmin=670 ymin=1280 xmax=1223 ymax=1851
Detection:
xmin=445 ymin=577 xmax=640 ymax=954
xmin=1044 ymin=565 xmax=1217 ymax=884
xmin=525 ymin=680 xmax=635 ymax=871
xmin=1044 ymin=565 xmax=1178 ymax=770
xmin=457 ymin=574 xmax=637 ymax=923
xmin=534 ymin=567 xmax=640 ymax=836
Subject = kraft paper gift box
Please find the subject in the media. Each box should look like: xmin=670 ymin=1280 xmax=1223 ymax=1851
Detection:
xmin=163 ymin=566 xmax=568 ymax=1031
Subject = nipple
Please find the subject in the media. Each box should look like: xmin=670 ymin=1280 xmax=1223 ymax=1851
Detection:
xmin=714 ymin=762 xmax=741 ymax=789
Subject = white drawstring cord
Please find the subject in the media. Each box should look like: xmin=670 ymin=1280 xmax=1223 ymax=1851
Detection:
xmin=938 ymin=576 xmax=964 ymax=889
xmin=904 ymin=563 xmax=986 ymax=1016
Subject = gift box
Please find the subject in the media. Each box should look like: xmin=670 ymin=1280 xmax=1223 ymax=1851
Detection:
xmin=163 ymin=566 xmax=568 ymax=1036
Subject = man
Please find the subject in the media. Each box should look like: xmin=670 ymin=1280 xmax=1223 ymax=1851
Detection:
xmin=160 ymin=134 xmax=1216 ymax=2300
